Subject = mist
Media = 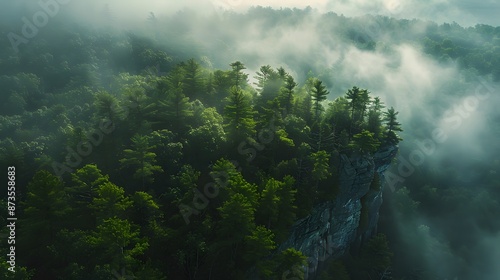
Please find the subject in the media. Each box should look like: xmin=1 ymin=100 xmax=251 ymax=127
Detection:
xmin=1 ymin=0 xmax=499 ymax=279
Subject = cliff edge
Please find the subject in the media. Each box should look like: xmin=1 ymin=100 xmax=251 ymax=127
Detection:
xmin=277 ymin=144 xmax=398 ymax=278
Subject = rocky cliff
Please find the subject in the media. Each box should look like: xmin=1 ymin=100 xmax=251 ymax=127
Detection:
xmin=277 ymin=144 xmax=398 ymax=279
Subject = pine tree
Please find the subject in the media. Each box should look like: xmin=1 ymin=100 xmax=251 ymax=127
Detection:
xmin=19 ymin=170 xmax=70 ymax=278
xmin=94 ymin=91 xmax=122 ymax=124
xmin=345 ymin=86 xmax=370 ymax=137
xmin=310 ymin=79 xmax=329 ymax=120
xmin=229 ymin=61 xmax=248 ymax=88
xmin=183 ymin=58 xmax=203 ymax=98
xmin=278 ymin=74 xmax=297 ymax=114
xmin=90 ymin=182 xmax=132 ymax=221
xmin=366 ymin=97 xmax=385 ymax=139
xmin=223 ymin=86 xmax=256 ymax=143
xmin=119 ymin=134 xmax=163 ymax=189
xmin=159 ymin=81 xmax=193 ymax=133
xmin=383 ymin=107 xmax=403 ymax=143
xmin=349 ymin=130 xmax=381 ymax=154
xmin=254 ymin=65 xmax=275 ymax=93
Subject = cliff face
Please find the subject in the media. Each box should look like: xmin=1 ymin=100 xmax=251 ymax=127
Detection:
xmin=277 ymin=144 xmax=398 ymax=279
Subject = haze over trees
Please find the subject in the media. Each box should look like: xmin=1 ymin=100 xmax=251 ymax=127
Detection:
xmin=0 ymin=3 xmax=499 ymax=280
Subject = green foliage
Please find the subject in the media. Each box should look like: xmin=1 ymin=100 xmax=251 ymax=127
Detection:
xmin=90 ymin=182 xmax=132 ymax=221
xmin=217 ymin=193 xmax=256 ymax=245
xmin=93 ymin=91 xmax=122 ymax=124
xmin=273 ymin=248 xmax=307 ymax=280
xmin=87 ymin=217 xmax=148 ymax=267
xmin=0 ymin=260 xmax=33 ymax=280
xmin=319 ymin=260 xmax=351 ymax=280
xmin=310 ymin=79 xmax=329 ymax=120
xmin=187 ymin=107 xmax=227 ymax=162
xmin=0 ymin=16 xmax=408 ymax=279
xmin=129 ymin=191 xmax=161 ymax=228
xmin=158 ymin=78 xmax=193 ymax=133
xmin=17 ymin=171 xmax=70 ymax=277
xmin=310 ymin=150 xmax=332 ymax=181
xmin=223 ymin=86 xmax=256 ymax=143
xmin=182 ymin=58 xmax=203 ymax=98
xmin=119 ymin=134 xmax=163 ymax=188
xmin=243 ymin=226 xmax=276 ymax=277
xmin=349 ymin=130 xmax=381 ymax=154
xmin=278 ymin=74 xmax=297 ymax=114
xmin=358 ymin=234 xmax=393 ymax=279
xmin=22 ymin=170 xmax=70 ymax=233
xmin=383 ymin=107 xmax=403 ymax=144
xmin=345 ymin=86 xmax=370 ymax=137
xmin=229 ymin=61 xmax=248 ymax=88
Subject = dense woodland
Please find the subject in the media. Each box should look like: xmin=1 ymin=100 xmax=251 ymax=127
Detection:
xmin=0 ymin=5 xmax=499 ymax=280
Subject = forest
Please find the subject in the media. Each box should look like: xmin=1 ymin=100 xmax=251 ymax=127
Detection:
xmin=0 ymin=2 xmax=499 ymax=280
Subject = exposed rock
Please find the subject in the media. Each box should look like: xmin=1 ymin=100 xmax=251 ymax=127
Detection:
xmin=276 ymin=144 xmax=398 ymax=279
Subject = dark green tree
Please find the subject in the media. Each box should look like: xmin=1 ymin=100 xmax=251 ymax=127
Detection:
xmin=183 ymin=58 xmax=203 ymax=98
xmin=19 ymin=170 xmax=70 ymax=278
xmin=349 ymin=130 xmax=381 ymax=154
xmin=358 ymin=234 xmax=393 ymax=279
xmin=310 ymin=150 xmax=332 ymax=182
xmin=273 ymin=248 xmax=307 ymax=280
xmin=229 ymin=61 xmax=248 ymax=88
xmin=310 ymin=79 xmax=329 ymax=120
xmin=345 ymin=86 xmax=370 ymax=137
xmin=243 ymin=226 xmax=276 ymax=278
xmin=366 ymin=96 xmax=385 ymax=139
xmin=119 ymin=134 xmax=163 ymax=189
xmin=223 ymin=86 xmax=256 ymax=143
xmin=159 ymin=82 xmax=193 ymax=133
xmin=278 ymin=74 xmax=298 ymax=114
xmin=383 ymin=106 xmax=403 ymax=143
xmin=94 ymin=91 xmax=122 ymax=124
xmin=90 ymin=181 xmax=132 ymax=221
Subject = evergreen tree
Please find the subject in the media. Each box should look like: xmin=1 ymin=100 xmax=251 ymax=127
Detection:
xmin=310 ymin=79 xmax=329 ymax=120
xmin=229 ymin=61 xmax=248 ymax=88
xmin=94 ymin=91 xmax=122 ymax=124
xmin=273 ymin=248 xmax=307 ymax=280
xmin=19 ymin=170 xmax=70 ymax=278
xmin=345 ymin=86 xmax=370 ymax=137
xmin=349 ymin=130 xmax=381 ymax=154
xmin=90 ymin=182 xmax=132 ymax=222
xmin=87 ymin=217 xmax=148 ymax=269
xmin=253 ymin=65 xmax=276 ymax=93
xmin=159 ymin=82 xmax=193 ymax=133
xmin=183 ymin=58 xmax=203 ymax=98
xmin=223 ymin=86 xmax=256 ymax=143
xmin=216 ymin=192 xmax=256 ymax=269
xmin=257 ymin=178 xmax=282 ymax=228
xmin=243 ymin=226 xmax=276 ymax=278
xmin=119 ymin=134 xmax=163 ymax=189
xmin=124 ymin=88 xmax=155 ymax=134
xmin=278 ymin=74 xmax=298 ymax=114
xmin=366 ymin=97 xmax=385 ymax=139
xmin=383 ymin=107 xmax=403 ymax=143
xmin=69 ymin=164 xmax=110 ymax=228
xmin=358 ymin=234 xmax=393 ymax=279
xmin=310 ymin=150 xmax=331 ymax=182
xmin=297 ymin=93 xmax=313 ymax=126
